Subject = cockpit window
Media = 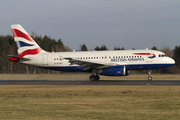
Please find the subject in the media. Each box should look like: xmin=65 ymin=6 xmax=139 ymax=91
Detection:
xmin=159 ymin=54 xmax=167 ymax=57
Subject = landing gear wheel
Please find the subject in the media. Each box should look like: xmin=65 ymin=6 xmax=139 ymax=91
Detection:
xmin=148 ymin=76 xmax=152 ymax=81
xmin=147 ymin=70 xmax=152 ymax=81
xmin=89 ymin=75 xmax=100 ymax=81
xmin=94 ymin=75 xmax=100 ymax=81
xmin=90 ymin=75 xmax=95 ymax=81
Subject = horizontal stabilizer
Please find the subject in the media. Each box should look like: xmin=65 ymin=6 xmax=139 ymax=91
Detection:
xmin=8 ymin=55 xmax=30 ymax=62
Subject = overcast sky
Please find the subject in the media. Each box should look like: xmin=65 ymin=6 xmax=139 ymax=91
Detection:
xmin=0 ymin=0 xmax=180 ymax=50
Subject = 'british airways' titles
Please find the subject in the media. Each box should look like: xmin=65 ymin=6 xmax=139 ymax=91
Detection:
xmin=111 ymin=58 xmax=144 ymax=62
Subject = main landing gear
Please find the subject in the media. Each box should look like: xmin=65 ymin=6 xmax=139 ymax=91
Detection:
xmin=89 ymin=69 xmax=100 ymax=81
xmin=148 ymin=70 xmax=152 ymax=81
xmin=89 ymin=75 xmax=100 ymax=81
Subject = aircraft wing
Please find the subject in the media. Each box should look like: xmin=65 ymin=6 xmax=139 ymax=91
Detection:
xmin=7 ymin=55 xmax=31 ymax=61
xmin=64 ymin=57 xmax=124 ymax=70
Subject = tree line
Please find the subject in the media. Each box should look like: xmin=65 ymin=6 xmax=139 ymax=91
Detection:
xmin=0 ymin=35 xmax=180 ymax=74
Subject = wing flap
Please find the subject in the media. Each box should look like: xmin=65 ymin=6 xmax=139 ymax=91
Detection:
xmin=63 ymin=57 xmax=120 ymax=70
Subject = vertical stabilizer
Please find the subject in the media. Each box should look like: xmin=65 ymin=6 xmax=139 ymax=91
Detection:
xmin=11 ymin=24 xmax=47 ymax=57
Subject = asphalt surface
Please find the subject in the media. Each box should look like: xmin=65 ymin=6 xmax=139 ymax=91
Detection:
xmin=0 ymin=80 xmax=180 ymax=85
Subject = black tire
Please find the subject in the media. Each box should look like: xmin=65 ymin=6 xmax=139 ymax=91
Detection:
xmin=94 ymin=75 xmax=100 ymax=81
xmin=148 ymin=76 xmax=152 ymax=81
xmin=89 ymin=75 xmax=95 ymax=81
xmin=89 ymin=75 xmax=100 ymax=81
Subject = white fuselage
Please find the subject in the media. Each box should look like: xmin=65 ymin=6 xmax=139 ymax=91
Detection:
xmin=9 ymin=24 xmax=175 ymax=80
xmin=20 ymin=49 xmax=175 ymax=72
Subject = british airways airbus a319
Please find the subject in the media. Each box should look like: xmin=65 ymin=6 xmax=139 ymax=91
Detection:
xmin=8 ymin=24 xmax=175 ymax=81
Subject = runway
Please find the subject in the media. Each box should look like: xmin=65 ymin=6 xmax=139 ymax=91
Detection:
xmin=0 ymin=80 xmax=180 ymax=85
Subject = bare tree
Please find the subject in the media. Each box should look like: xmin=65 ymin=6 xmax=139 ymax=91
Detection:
xmin=26 ymin=65 xmax=29 ymax=74
xmin=31 ymin=31 xmax=38 ymax=38
xmin=161 ymin=45 xmax=173 ymax=58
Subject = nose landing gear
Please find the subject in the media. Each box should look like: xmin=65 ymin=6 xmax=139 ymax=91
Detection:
xmin=148 ymin=70 xmax=152 ymax=81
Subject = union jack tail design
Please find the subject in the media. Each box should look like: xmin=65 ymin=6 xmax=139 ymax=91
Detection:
xmin=11 ymin=24 xmax=46 ymax=57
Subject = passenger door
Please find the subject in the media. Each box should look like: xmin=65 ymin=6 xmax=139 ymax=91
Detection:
xmin=146 ymin=50 xmax=152 ymax=62
xmin=42 ymin=54 xmax=48 ymax=65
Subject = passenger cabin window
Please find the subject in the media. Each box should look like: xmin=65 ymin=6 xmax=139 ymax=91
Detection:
xmin=162 ymin=54 xmax=166 ymax=57
xmin=159 ymin=54 xmax=167 ymax=57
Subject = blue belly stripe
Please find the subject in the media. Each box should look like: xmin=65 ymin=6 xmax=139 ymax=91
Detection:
xmin=40 ymin=64 xmax=174 ymax=72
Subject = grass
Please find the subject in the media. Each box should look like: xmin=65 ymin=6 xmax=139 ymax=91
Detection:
xmin=0 ymin=74 xmax=180 ymax=119
xmin=0 ymin=85 xmax=180 ymax=120
xmin=0 ymin=74 xmax=180 ymax=80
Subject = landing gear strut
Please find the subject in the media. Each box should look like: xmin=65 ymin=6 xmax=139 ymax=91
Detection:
xmin=148 ymin=70 xmax=152 ymax=81
xmin=89 ymin=75 xmax=100 ymax=81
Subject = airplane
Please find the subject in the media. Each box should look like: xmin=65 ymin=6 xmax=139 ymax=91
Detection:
xmin=8 ymin=24 xmax=175 ymax=81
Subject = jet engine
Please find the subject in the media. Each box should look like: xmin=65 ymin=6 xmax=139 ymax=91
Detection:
xmin=99 ymin=66 xmax=129 ymax=76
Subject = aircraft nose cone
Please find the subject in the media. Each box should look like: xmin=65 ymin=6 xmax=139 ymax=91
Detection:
xmin=167 ymin=57 xmax=175 ymax=65
xmin=163 ymin=57 xmax=175 ymax=68
xmin=171 ymin=58 xmax=175 ymax=65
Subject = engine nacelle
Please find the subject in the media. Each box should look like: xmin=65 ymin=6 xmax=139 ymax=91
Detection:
xmin=99 ymin=66 xmax=129 ymax=76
